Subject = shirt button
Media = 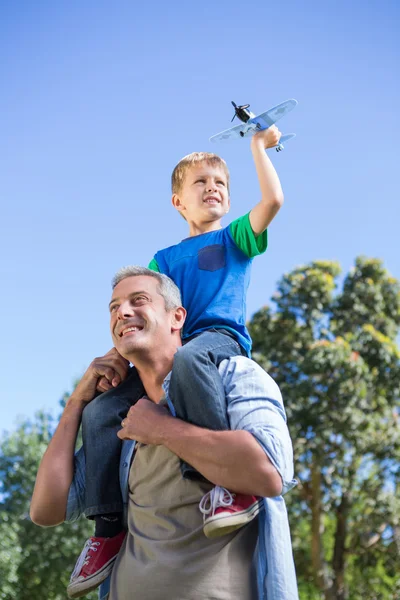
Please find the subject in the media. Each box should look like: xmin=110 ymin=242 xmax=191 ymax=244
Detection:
xmin=123 ymin=462 xmax=128 ymax=467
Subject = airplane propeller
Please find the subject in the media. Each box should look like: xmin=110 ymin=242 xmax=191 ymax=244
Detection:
xmin=231 ymin=101 xmax=250 ymax=122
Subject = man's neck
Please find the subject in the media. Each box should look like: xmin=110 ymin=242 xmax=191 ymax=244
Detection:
xmin=188 ymin=219 xmax=223 ymax=237
xmin=131 ymin=348 xmax=179 ymax=403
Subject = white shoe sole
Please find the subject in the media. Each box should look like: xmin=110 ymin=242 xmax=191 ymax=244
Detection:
xmin=67 ymin=556 xmax=116 ymax=599
xmin=203 ymin=500 xmax=263 ymax=539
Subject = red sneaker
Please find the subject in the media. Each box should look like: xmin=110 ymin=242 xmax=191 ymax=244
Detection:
xmin=199 ymin=486 xmax=262 ymax=539
xmin=67 ymin=530 xmax=126 ymax=598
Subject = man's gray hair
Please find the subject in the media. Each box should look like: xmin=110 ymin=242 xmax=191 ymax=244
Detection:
xmin=112 ymin=266 xmax=182 ymax=311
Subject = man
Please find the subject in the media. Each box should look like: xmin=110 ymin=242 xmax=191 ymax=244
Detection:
xmin=30 ymin=267 xmax=298 ymax=599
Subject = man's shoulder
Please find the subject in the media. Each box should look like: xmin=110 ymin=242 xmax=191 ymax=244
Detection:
xmin=219 ymin=354 xmax=268 ymax=376
xmin=219 ymin=356 xmax=282 ymax=398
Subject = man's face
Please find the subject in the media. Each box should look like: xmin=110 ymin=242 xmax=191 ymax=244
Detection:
xmin=109 ymin=276 xmax=181 ymax=359
xmin=172 ymin=163 xmax=230 ymax=224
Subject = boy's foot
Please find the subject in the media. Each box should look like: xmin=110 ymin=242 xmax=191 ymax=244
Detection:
xmin=199 ymin=486 xmax=263 ymax=539
xmin=67 ymin=530 xmax=126 ymax=598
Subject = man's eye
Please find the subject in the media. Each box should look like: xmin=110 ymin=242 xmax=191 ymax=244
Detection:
xmin=195 ymin=179 xmax=205 ymax=183
xmin=217 ymin=180 xmax=225 ymax=186
xmin=110 ymin=305 xmax=118 ymax=313
xmin=135 ymin=296 xmax=147 ymax=303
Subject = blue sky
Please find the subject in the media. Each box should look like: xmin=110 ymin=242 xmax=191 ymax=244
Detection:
xmin=1 ymin=0 xmax=399 ymax=434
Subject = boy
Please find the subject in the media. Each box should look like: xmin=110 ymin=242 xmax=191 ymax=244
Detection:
xmin=68 ymin=125 xmax=284 ymax=598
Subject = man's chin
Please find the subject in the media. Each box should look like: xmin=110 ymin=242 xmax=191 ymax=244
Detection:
xmin=116 ymin=338 xmax=146 ymax=356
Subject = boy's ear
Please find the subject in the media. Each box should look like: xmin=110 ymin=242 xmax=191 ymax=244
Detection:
xmin=172 ymin=193 xmax=185 ymax=214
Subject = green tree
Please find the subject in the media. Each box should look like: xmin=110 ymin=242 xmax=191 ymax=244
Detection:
xmin=0 ymin=411 xmax=97 ymax=600
xmin=249 ymin=257 xmax=400 ymax=600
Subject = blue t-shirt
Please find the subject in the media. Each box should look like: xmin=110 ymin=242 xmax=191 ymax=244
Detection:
xmin=149 ymin=212 xmax=268 ymax=356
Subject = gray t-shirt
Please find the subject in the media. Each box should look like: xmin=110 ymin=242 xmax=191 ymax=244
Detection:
xmin=109 ymin=442 xmax=258 ymax=600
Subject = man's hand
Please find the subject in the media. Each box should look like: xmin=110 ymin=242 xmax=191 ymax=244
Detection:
xmin=72 ymin=348 xmax=129 ymax=404
xmin=252 ymin=124 xmax=281 ymax=150
xmin=117 ymin=397 xmax=173 ymax=444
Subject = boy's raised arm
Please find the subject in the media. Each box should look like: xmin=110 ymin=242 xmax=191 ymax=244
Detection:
xmin=249 ymin=125 xmax=284 ymax=235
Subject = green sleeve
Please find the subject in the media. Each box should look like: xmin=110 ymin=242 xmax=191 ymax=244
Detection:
xmin=147 ymin=258 xmax=160 ymax=272
xmin=229 ymin=212 xmax=268 ymax=258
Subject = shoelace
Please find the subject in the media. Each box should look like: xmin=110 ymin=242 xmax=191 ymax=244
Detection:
xmin=199 ymin=486 xmax=235 ymax=519
xmin=70 ymin=538 xmax=100 ymax=581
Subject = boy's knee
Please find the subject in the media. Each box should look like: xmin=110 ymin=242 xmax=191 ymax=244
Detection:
xmin=174 ymin=342 xmax=207 ymax=369
xmin=173 ymin=345 xmax=196 ymax=372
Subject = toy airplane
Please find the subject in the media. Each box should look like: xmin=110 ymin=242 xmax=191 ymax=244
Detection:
xmin=210 ymin=99 xmax=298 ymax=152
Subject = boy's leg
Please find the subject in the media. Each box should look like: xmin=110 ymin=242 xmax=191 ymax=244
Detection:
xmin=168 ymin=329 xmax=242 ymax=477
xmin=168 ymin=330 xmax=262 ymax=539
xmin=82 ymin=366 xmax=145 ymax=521
xmin=68 ymin=367 xmax=144 ymax=599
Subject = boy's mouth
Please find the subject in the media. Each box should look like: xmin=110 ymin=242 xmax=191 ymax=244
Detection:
xmin=203 ymin=196 xmax=221 ymax=205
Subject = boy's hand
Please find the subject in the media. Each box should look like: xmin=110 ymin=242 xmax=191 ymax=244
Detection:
xmin=71 ymin=348 xmax=129 ymax=403
xmin=252 ymin=125 xmax=281 ymax=150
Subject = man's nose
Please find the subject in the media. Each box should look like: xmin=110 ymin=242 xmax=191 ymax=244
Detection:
xmin=117 ymin=301 xmax=135 ymax=319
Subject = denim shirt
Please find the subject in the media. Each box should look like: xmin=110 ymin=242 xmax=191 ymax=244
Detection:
xmin=66 ymin=357 xmax=299 ymax=600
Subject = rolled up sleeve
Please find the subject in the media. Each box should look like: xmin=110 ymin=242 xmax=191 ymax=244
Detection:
xmin=219 ymin=357 xmax=297 ymax=495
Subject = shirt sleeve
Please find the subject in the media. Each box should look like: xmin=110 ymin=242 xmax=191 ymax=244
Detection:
xmin=229 ymin=212 xmax=268 ymax=258
xmin=65 ymin=447 xmax=86 ymax=523
xmin=219 ymin=356 xmax=296 ymax=495
xmin=148 ymin=258 xmax=160 ymax=272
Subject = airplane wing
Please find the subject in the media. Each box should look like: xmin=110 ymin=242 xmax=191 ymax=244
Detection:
xmin=279 ymin=133 xmax=296 ymax=145
xmin=209 ymin=121 xmax=257 ymax=143
xmin=249 ymin=99 xmax=298 ymax=129
xmin=209 ymin=99 xmax=298 ymax=143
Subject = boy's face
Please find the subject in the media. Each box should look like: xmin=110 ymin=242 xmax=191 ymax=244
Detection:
xmin=172 ymin=163 xmax=230 ymax=225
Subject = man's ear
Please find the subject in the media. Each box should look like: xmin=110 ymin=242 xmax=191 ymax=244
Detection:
xmin=172 ymin=193 xmax=185 ymax=215
xmin=171 ymin=306 xmax=186 ymax=332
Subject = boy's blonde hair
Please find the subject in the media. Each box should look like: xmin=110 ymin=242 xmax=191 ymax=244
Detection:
xmin=171 ymin=152 xmax=230 ymax=195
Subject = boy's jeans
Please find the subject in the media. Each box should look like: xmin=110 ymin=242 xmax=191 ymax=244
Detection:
xmin=82 ymin=368 xmax=145 ymax=517
xmin=169 ymin=329 xmax=243 ymax=479
xmin=82 ymin=329 xmax=243 ymax=518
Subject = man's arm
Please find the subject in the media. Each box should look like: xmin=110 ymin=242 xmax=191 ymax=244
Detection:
xmin=30 ymin=395 xmax=86 ymax=526
xmin=249 ymin=125 xmax=285 ymax=235
xmin=118 ymin=399 xmax=283 ymax=498
xmin=161 ymin=424 xmax=282 ymax=497
xmin=30 ymin=349 xmax=129 ymax=527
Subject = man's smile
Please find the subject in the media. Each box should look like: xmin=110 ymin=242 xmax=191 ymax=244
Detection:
xmin=117 ymin=324 xmax=145 ymax=338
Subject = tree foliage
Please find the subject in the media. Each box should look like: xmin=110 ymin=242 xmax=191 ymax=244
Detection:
xmin=0 ymin=411 xmax=96 ymax=600
xmin=249 ymin=256 xmax=400 ymax=600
